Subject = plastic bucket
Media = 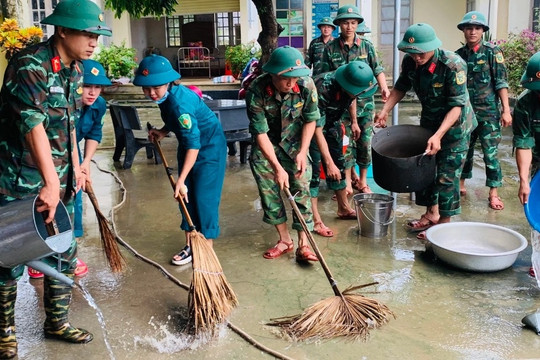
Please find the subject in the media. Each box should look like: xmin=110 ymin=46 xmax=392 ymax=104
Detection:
xmin=353 ymin=193 xmax=394 ymax=238
xmin=0 ymin=196 xmax=72 ymax=267
xmin=525 ymin=173 xmax=540 ymax=232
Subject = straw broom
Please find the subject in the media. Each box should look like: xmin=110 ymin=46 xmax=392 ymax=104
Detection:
xmin=151 ymin=137 xmax=238 ymax=334
xmin=84 ymin=180 xmax=125 ymax=272
xmin=267 ymin=188 xmax=394 ymax=341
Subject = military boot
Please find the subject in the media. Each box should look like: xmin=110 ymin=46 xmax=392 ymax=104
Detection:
xmin=0 ymin=284 xmax=17 ymax=359
xmin=43 ymin=276 xmax=93 ymax=343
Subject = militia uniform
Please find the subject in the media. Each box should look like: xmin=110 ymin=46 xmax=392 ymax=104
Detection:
xmin=513 ymin=89 xmax=540 ymax=176
xmin=306 ymin=36 xmax=332 ymax=77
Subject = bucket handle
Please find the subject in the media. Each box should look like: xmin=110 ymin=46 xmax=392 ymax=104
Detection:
xmin=359 ymin=203 xmax=395 ymax=226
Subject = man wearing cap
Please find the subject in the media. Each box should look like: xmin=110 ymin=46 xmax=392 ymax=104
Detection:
xmin=320 ymin=5 xmax=390 ymax=200
xmin=0 ymin=0 xmax=111 ymax=356
xmin=305 ymin=17 xmax=336 ymax=77
xmin=356 ymin=22 xmax=371 ymax=38
xmin=456 ymin=11 xmax=512 ymax=210
xmin=246 ymin=46 xmax=319 ymax=263
xmin=374 ymin=23 xmax=477 ymax=240
xmin=513 ymin=51 xmax=540 ymax=278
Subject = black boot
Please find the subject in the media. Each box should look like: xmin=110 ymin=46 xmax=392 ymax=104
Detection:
xmin=43 ymin=276 xmax=93 ymax=343
xmin=0 ymin=284 xmax=17 ymax=359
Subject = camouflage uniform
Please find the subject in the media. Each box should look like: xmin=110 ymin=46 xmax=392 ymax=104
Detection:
xmin=246 ymin=73 xmax=320 ymax=231
xmin=309 ymin=71 xmax=355 ymax=197
xmin=320 ymin=36 xmax=384 ymax=170
xmin=456 ymin=41 xmax=508 ymax=187
xmin=0 ymin=38 xmax=83 ymax=284
xmin=305 ymin=36 xmax=332 ymax=77
xmin=394 ymin=49 xmax=477 ymax=217
xmin=512 ymin=89 xmax=540 ymax=176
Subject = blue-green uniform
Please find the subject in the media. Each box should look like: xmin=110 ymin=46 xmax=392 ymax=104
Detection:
xmin=394 ymin=49 xmax=477 ymax=217
xmin=456 ymin=41 xmax=508 ymax=187
xmin=513 ymin=89 xmax=540 ymax=176
xmin=0 ymin=38 xmax=83 ymax=284
xmin=74 ymin=96 xmax=106 ymax=237
xmin=158 ymin=84 xmax=227 ymax=239
xmin=305 ymin=36 xmax=333 ymax=77
xmin=246 ymin=73 xmax=320 ymax=231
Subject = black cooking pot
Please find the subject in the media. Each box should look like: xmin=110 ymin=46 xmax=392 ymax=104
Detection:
xmin=371 ymin=124 xmax=436 ymax=193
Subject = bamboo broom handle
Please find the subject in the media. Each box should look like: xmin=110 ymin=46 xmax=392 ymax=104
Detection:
xmin=284 ymin=188 xmax=342 ymax=297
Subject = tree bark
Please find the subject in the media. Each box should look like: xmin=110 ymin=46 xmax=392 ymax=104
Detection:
xmin=251 ymin=0 xmax=283 ymax=65
xmin=2 ymin=0 xmax=25 ymax=23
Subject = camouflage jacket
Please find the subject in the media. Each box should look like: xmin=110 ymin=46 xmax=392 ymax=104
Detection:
xmin=246 ymin=73 xmax=320 ymax=160
xmin=0 ymin=37 xmax=83 ymax=199
xmin=512 ymin=89 xmax=540 ymax=163
xmin=456 ymin=41 xmax=508 ymax=118
xmin=314 ymin=71 xmax=354 ymax=129
xmin=305 ymin=36 xmax=332 ymax=77
xmin=320 ymin=35 xmax=384 ymax=76
xmin=394 ymin=49 xmax=477 ymax=152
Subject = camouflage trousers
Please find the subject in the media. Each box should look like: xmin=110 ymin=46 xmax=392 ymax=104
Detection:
xmin=0 ymin=195 xmax=77 ymax=286
xmin=415 ymin=147 xmax=468 ymax=217
xmin=343 ymin=99 xmax=375 ymax=170
xmin=250 ymin=144 xmax=313 ymax=231
xmin=460 ymin=114 xmax=503 ymax=188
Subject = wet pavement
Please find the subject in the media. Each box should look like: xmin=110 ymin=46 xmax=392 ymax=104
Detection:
xmin=13 ymin=102 xmax=540 ymax=359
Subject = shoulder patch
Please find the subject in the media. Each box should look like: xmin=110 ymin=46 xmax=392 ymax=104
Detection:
xmin=456 ymin=70 xmax=466 ymax=85
xmin=178 ymin=114 xmax=192 ymax=129
xmin=495 ymin=52 xmax=504 ymax=64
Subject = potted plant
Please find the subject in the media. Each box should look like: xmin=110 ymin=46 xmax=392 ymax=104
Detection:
xmin=225 ymin=41 xmax=261 ymax=78
xmin=0 ymin=18 xmax=43 ymax=59
xmin=93 ymin=41 xmax=138 ymax=83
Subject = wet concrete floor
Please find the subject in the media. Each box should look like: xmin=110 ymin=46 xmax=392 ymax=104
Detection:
xmin=13 ymin=102 xmax=540 ymax=359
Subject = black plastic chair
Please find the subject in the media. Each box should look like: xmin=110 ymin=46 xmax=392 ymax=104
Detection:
xmin=109 ymin=104 xmax=161 ymax=169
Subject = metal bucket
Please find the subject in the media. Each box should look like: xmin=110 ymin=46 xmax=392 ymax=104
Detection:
xmin=353 ymin=193 xmax=394 ymax=238
xmin=0 ymin=196 xmax=72 ymax=267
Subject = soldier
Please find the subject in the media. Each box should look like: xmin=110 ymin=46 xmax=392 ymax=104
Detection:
xmin=512 ymin=51 xmax=540 ymax=278
xmin=0 ymin=0 xmax=111 ymax=357
xmin=356 ymin=22 xmax=371 ymax=38
xmin=246 ymin=46 xmax=319 ymax=262
xmin=374 ymin=23 xmax=477 ymax=240
xmin=321 ymin=5 xmax=390 ymax=198
xmin=305 ymin=17 xmax=336 ymax=77
xmin=456 ymin=11 xmax=512 ymax=210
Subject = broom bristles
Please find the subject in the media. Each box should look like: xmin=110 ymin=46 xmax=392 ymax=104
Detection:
xmin=188 ymin=231 xmax=238 ymax=334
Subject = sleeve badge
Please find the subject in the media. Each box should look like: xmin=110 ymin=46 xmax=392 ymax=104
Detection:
xmin=495 ymin=53 xmax=504 ymax=64
xmin=178 ymin=114 xmax=192 ymax=129
xmin=456 ymin=70 xmax=466 ymax=85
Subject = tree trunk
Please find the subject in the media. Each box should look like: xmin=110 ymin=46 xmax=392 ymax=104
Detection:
xmin=2 ymin=0 xmax=25 ymax=24
xmin=252 ymin=0 xmax=283 ymax=66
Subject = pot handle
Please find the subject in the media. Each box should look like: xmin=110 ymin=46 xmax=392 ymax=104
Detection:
xmin=417 ymin=150 xmax=431 ymax=167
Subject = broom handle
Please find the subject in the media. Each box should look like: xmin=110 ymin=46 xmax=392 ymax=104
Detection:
xmin=284 ymin=188 xmax=342 ymax=297
xmin=85 ymin=181 xmax=105 ymax=218
xmin=151 ymin=136 xmax=197 ymax=231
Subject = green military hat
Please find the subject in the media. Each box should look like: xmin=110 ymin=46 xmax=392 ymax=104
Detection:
xmin=521 ymin=51 xmax=540 ymax=91
xmin=356 ymin=22 xmax=371 ymax=34
xmin=457 ymin=11 xmax=490 ymax=31
xmin=335 ymin=61 xmax=378 ymax=98
xmin=398 ymin=23 xmax=442 ymax=54
xmin=262 ymin=46 xmax=310 ymax=78
xmin=333 ymin=5 xmax=364 ymax=25
xmin=41 ymin=0 xmax=111 ymax=37
xmin=82 ymin=59 xmax=111 ymax=86
xmin=317 ymin=17 xmax=336 ymax=30
xmin=133 ymin=55 xmax=180 ymax=87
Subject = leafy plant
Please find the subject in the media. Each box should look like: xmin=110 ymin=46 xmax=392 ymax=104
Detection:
xmin=93 ymin=41 xmax=138 ymax=80
xmin=225 ymin=41 xmax=261 ymax=78
xmin=498 ymin=29 xmax=540 ymax=95
xmin=0 ymin=18 xmax=43 ymax=59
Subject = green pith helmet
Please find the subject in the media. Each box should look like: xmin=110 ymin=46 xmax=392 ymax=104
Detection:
xmin=356 ymin=22 xmax=371 ymax=34
xmin=333 ymin=5 xmax=364 ymax=25
xmin=397 ymin=23 xmax=442 ymax=54
xmin=262 ymin=46 xmax=310 ymax=77
xmin=457 ymin=11 xmax=489 ymax=31
xmin=317 ymin=17 xmax=336 ymax=30
xmin=133 ymin=55 xmax=180 ymax=87
xmin=335 ymin=61 xmax=378 ymax=98
xmin=521 ymin=51 xmax=540 ymax=91
xmin=41 ymin=0 xmax=111 ymax=36
xmin=82 ymin=59 xmax=111 ymax=86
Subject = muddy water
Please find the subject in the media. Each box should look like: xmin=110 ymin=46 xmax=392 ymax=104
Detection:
xmin=13 ymin=102 xmax=540 ymax=359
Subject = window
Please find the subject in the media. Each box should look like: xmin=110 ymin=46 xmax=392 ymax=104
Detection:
xmin=534 ymin=0 xmax=540 ymax=33
xmin=30 ymin=0 xmax=57 ymax=39
xmin=466 ymin=0 xmax=476 ymax=12
xmin=166 ymin=15 xmax=194 ymax=47
xmin=215 ymin=12 xmax=241 ymax=46
xmin=276 ymin=0 xmax=304 ymax=49
xmin=380 ymin=0 xmax=410 ymax=46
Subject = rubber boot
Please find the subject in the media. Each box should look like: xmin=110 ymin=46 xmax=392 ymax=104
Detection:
xmin=0 ymin=284 xmax=17 ymax=359
xmin=43 ymin=276 xmax=93 ymax=343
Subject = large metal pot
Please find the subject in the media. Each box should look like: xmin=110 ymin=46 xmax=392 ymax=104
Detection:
xmin=371 ymin=124 xmax=436 ymax=193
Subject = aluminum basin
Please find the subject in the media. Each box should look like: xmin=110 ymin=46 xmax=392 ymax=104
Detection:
xmin=425 ymin=222 xmax=527 ymax=272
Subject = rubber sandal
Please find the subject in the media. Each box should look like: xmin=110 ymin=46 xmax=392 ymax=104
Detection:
xmin=406 ymin=215 xmax=438 ymax=232
xmin=171 ymin=245 xmax=192 ymax=265
xmin=529 ymin=266 xmax=536 ymax=278
xmin=488 ymin=196 xmax=504 ymax=210
xmin=295 ymin=246 xmax=318 ymax=262
xmin=353 ymin=180 xmax=372 ymax=194
xmin=337 ymin=209 xmax=357 ymax=220
xmin=416 ymin=230 xmax=427 ymax=240
xmin=313 ymin=222 xmax=334 ymax=237
xmin=74 ymin=258 xmax=88 ymax=277
xmin=263 ymin=240 xmax=294 ymax=259
xmin=28 ymin=267 xmax=44 ymax=279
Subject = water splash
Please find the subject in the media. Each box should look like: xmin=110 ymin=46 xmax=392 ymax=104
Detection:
xmin=75 ymin=284 xmax=115 ymax=359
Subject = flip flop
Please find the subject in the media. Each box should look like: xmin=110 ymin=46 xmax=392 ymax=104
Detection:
xmin=406 ymin=215 xmax=437 ymax=232
xmin=488 ymin=196 xmax=504 ymax=210
xmin=171 ymin=245 xmax=192 ymax=265
xmin=337 ymin=209 xmax=357 ymax=220
xmin=295 ymin=246 xmax=318 ymax=262
xmin=313 ymin=222 xmax=334 ymax=237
